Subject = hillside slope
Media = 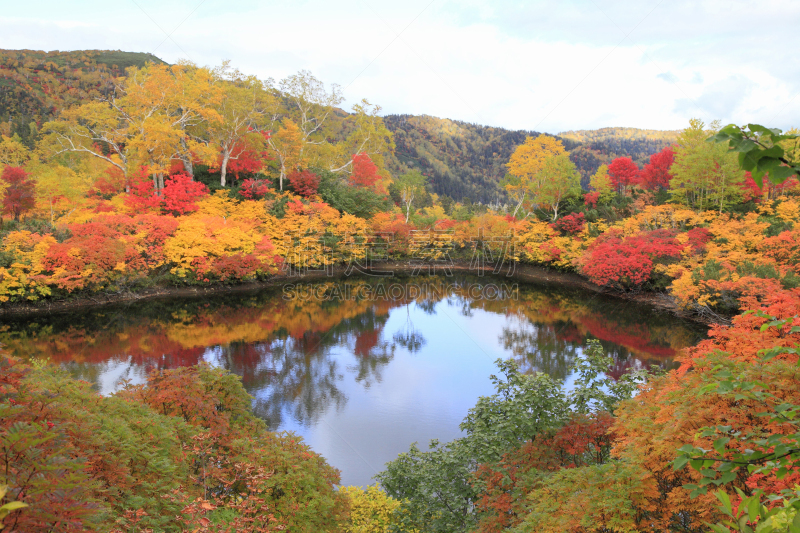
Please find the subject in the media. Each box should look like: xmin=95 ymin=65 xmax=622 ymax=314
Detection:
xmin=0 ymin=49 xmax=165 ymax=144
xmin=383 ymin=114 xmax=553 ymax=203
xmin=560 ymin=127 xmax=678 ymax=186
xmin=384 ymin=116 xmax=677 ymax=201
xmin=0 ymin=48 xmax=677 ymax=203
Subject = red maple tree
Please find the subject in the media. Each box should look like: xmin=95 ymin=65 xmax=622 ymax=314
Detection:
xmin=125 ymin=169 xmax=208 ymax=215
xmin=240 ymin=178 xmax=272 ymax=200
xmin=607 ymin=157 xmax=640 ymax=194
xmin=1 ymin=166 xmax=36 ymax=221
xmin=161 ymin=172 xmax=208 ymax=215
xmin=349 ymin=152 xmax=380 ymax=189
xmin=287 ymin=170 xmax=320 ymax=198
xmin=638 ymin=146 xmax=674 ymax=190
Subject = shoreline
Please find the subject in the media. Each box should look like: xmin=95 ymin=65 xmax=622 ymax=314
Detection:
xmin=0 ymin=261 xmax=716 ymax=325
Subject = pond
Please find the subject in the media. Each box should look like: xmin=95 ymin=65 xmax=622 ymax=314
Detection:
xmin=0 ymin=275 xmax=706 ymax=487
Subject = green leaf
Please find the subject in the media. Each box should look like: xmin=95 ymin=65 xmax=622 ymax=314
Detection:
xmin=739 ymin=151 xmax=759 ymax=173
xmin=708 ymin=524 xmax=731 ymax=533
xmin=0 ymin=501 xmax=28 ymax=512
xmin=792 ymin=509 xmax=800 ymax=528
xmin=673 ymin=455 xmax=689 ymax=470
xmin=768 ymin=165 xmax=798 ymax=184
xmin=716 ymin=490 xmax=733 ymax=516
xmin=746 ymin=124 xmax=782 ymax=136
xmin=731 ymin=138 xmax=758 ymax=153
xmin=709 ymin=131 xmax=736 ymax=143
xmin=758 ymin=145 xmax=785 ymax=159
xmin=747 ymin=497 xmax=760 ymax=523
xmin=757 ymin=157 xmax=781 ymax=174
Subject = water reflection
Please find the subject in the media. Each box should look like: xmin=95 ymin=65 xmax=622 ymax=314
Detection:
xmin=0 ymin=276 xmax=706 ymax=485
xmin=393 ymin=304 xmax=427 ymax=354
xmin=500 ymin=317 xmax=582 ymax=377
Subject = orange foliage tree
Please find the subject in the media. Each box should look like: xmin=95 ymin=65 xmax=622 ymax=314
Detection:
xmin=1 ymin=355 xmax=348 ymax=532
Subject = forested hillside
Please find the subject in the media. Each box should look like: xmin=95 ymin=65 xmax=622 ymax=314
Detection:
xmin=383 ymin=114 xmax=551 ymax=203
xmin=0 ymin=48 xmax=679 ymax=202
xmin=560 ymin=127 xmax=679 ymax=186
xmin=0 ymin=49 xmax=165 ymax=145
xmin=383 ymin=116 xmax=678 ymax=201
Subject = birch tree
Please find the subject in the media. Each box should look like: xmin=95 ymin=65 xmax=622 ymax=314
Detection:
xmin=395 ymin=170 xmax=427 ymax=222
xmin=42 ymin=62 xmax=222 ymax=193
xmin=208 ymin=63 xmax=276 ymax=187
xmin=671 ymin=119 xmax=744 ymax=212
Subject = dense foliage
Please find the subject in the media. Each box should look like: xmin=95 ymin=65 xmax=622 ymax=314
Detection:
xmin=0 ymin=356 xmax=348 ymax=532
xmin=0 ymin=49 xmax=166 ymax=146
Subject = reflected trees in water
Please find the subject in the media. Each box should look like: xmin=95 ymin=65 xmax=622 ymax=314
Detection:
xmin=499 ymin=318 xmax=581 ymax=379
xmin=1 ymin=276 xmax=702 ymax=432
xmin=393 ymin=303 xmax=427 ymax=354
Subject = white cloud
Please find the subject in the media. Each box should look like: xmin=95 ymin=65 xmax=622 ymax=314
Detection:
xmin=0 ymin=0 xmax=797 ymax=132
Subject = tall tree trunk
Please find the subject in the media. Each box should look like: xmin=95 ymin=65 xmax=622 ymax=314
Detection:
xmin=181 ymin=156 xmax=194 ymax=178
xmin=153 ymin=173 xmax=165 ymax=195
xmin=220 ymin=149 xmax=230 ymax=187
xmin=179 ymin=138 xmax=194 ymax=179
xmin=512 ymin=192 xmax=525 ymax=218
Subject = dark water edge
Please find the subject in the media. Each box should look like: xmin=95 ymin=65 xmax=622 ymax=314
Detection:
xmin=0 ymin=261 xmax=714 ymax=325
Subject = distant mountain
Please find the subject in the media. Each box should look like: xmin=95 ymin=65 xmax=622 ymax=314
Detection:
xmin=0 ymin=48 xmax=678 ymax=203
xmin=0 ymin=49 xmax=166 ymax=145
xmin=383 ymin=114 xmax=555 ymax=204
xmin=384 ymin=117 xmax=677 ymax=201
xmin=559 ymin=127 xmax=679 ymax=187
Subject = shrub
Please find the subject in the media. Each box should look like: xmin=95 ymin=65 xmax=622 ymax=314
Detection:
xmin=287 ymin=170 xmax=320 ymax=198
xmin=0 ymin=355 xmax=348 ymax=532
xmin=240 ymin=178 xmax=272 ymax=200
xmin=581 ymin=229 xmax=681 ymax=290
xmin=552 ymin=212 xmax=585 ymax=235
xmin=340 ymin=485 xmax=402 ymax=533
xmin=161 ymin=172 xmax=209 ymax=215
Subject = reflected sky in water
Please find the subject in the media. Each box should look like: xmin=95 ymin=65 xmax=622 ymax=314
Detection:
xmin=0 ymin=276 xmax=706 ymax=486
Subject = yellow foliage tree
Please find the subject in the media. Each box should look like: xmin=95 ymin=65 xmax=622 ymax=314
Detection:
xmin=208 ymin=63 xmax=276 ymax=186
xmin=339 ymin=485 xmax=404 ymax=533
xmin=43 ymin=62 xmax=223 ymax=191
xmin=670 ymin=119 xmax=744 ymax=213
xmin=30 ymin=162 xmax=91 ymax=225
xmin=267 ymin=119 xmax=305 ymax=191
xmin=589 ymin=164 xmax=614 ymax=203
xmin=324 ymin=99 xmax=395 ymax=176
xmin=506 ymin=134 xmax=567 ymax=182
xmin=0 ymin=135 xmax=30 ymax=167
xmin=506 ymin=134 xmax=569 ymax=218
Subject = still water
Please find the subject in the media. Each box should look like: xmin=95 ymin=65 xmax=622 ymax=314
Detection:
xmin=0 ymin=276 xmax=706 ymax=486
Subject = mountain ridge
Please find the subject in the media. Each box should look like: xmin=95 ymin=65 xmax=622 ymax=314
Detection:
xmin=0 ymin=48 xmax=677 ymax=202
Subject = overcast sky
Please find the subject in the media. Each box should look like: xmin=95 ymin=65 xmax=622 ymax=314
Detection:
xmin=1 ymin=0 xmax=798 ymax=134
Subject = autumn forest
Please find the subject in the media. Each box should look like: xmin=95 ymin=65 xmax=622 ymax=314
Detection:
xmin=1 ymin=47 xmax=800 ymax=533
